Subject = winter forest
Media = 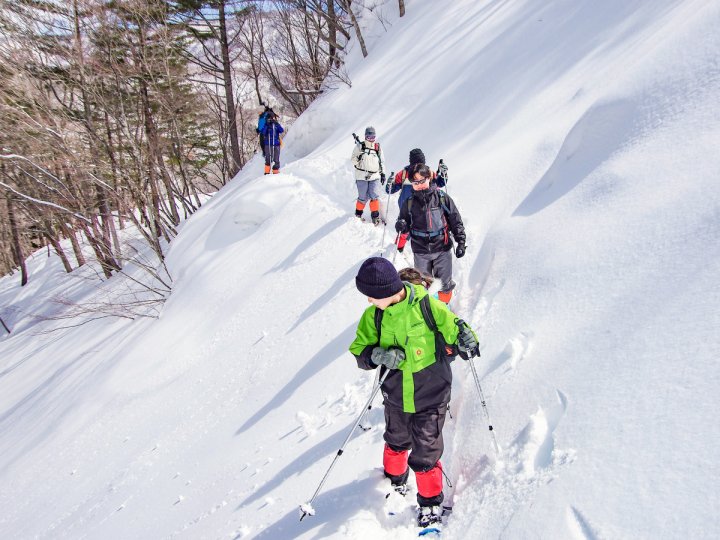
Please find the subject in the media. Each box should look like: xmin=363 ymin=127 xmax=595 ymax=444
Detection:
xmin=0 ymin=0 xmax=361 ymax=285
xmin=1 ymin=0 xmax=719 ymax=539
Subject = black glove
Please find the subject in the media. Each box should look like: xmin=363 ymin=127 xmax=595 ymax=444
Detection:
xmin=455 ymin=243 xmax=466 ymax=258
xmin=380 ymin=173 xmax=386 ymax=185
xmin=395 ymin=219 xmax=408 ymax=234
xmin=385 ymin=181 xmax=392 ymax=194
xmin=438 ymin=162 xmax=448 ymax=178
xmin=456 ymin=321 xmax=479 ymax=360
xmin=371 ymin=347 xmax=405 ymax=369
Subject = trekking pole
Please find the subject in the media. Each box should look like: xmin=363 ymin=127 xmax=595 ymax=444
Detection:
xmin=379 ymin=171 xmax=394 ymax=256
xmin=299 ymin=369 xmax=391 ymax=521
xmin=391 ymin=232 xmax=400 ymax=265
xmin=468 ymin=355 xmax=501 ymax=455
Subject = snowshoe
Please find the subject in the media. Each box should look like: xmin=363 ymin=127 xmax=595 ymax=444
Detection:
xmin=417 ymin=505 xmax=443 ymax=528
xmin=391 ymin=482 xmax=409 ymax=496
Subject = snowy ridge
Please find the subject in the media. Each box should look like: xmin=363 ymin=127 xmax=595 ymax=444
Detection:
xmin=2 ymin=0 xmax=720 ymax=538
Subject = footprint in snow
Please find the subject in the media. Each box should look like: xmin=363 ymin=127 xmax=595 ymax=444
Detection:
xmin=505 ymin=389 xmax=573 ymax=477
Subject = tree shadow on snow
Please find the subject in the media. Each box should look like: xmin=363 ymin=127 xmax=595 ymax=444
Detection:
xmin=234 ymin=323 xmax=357 ymax=436
xmin=250 ymin=476 xmax=378 ymax=540
xmin=238 ymin=412 xmax=383 ymax=509
xmin=286 ymin=265 xmax=357 ymax=334
xmin=266 ymin=216 xmax=347 ymax=274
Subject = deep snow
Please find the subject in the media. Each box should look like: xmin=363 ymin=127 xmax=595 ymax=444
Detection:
xmin=1 ymin=0 xmax=720 ymax=538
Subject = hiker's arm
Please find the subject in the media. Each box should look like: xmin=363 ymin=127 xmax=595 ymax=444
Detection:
xmin=349 ymin=308 xmax=380 ymax=370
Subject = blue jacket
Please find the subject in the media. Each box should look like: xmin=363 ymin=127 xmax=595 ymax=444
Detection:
xmin=261 ymin=121 xmax=284 ymax=146
xmin=257 ymin=111 xmax=269 ymax=134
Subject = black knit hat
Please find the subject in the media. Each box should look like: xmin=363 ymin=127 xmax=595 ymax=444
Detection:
xmin=409 ymin=148 xmax=426 ymax=166
xmin=355 ymin=257 xmax=404 ymax=299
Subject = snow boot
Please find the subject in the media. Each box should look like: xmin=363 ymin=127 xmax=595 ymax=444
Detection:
xmin=264 ymin=164 xmax=271 ymax=175
xmin=417 ymin=505 xmax=443 ymax=528
xmin=385 ymin=468 xmax=409 ymax=496
xmin=355 ymin=200 xmax=366 ymax=219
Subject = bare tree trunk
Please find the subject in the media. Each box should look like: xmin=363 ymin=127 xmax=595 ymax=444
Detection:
xmin=43 ymin=222 xmax=73 ymax=273
xmin=399 ymin=0 xmax=405 ymax=17
xmin=57 ymin=219 xmax=86 ymax=267
xmin=218 ymin=0 xmax=242 ymax=178
xmin=327 ymin=1 xmax=339 ymax=69
xmin=78 ymin=220 xmax=113 ymax=279
xmin=73 ymin=0 xmax=122 ymax=268
xmin=6 ymin=194 xmax=28 ymax=286
xmin=98 ymin=192 xmax=121 ymax=268
xmin=342 ymin=1 xmax=368 ymax=57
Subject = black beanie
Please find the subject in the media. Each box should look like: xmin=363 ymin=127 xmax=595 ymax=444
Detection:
xmin=355 ymin=257 xmax=404 ymax=299
xmin=409 ymin=148 xmax=426 ymax=166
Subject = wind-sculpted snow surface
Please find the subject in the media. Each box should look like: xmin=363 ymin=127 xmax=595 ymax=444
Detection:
xmin=1 ymin=0 xmax=720 ymax=539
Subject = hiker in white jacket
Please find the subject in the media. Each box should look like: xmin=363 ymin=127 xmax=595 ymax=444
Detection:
xmin=352 ymin=126 xmax=386 ymax=224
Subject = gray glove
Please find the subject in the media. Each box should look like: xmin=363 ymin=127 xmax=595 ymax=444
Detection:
xmin=371 ymin=347 xmax=405 ymax=369
xmin=456 ymin=321 xmax=479 ymax=360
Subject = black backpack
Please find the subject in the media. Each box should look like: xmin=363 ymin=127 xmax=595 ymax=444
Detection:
xmin=405 ymin=190 xmax=451 ymax=239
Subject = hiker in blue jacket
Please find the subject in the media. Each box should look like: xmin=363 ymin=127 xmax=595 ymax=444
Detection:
xmin=261 ymin=113 xmax=284 ymax=174
xmin=256 ymin=106 xmax=272 ymax=154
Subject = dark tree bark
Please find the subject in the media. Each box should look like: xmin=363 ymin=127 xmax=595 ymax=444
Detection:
xmin=341 ymin=0 xmax=368 ymax=57
xmin=6 ymin=194 xmax=28 ymax=286
xmin=218 ymin=0 xmax=242 ymax=177
xmin=58 ymin=219 xmax=86 ymax=267
xmin=43 ymin=221 xmax=73 ymax=273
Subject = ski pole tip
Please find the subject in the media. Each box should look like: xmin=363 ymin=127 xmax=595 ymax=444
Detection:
xmin=299 ymin=503 xmax=315 ymax=521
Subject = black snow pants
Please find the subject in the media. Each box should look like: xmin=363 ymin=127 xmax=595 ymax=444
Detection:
xmin=383 ymin=403 xmax=447 ymax=472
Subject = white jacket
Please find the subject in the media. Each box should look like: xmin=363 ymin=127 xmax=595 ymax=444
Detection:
xmin=351 ymin=141 xmax=385 ymax=181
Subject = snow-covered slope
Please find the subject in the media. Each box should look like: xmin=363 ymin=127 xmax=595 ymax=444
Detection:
xmin=2 ymin=0 xmax=719 ymax=538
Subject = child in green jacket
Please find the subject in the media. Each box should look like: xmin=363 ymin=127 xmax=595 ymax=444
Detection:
xmin=349 ymin=257 xmax=479 ymax=527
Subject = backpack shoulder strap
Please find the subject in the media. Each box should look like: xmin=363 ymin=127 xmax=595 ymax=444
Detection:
xmin=438 ymin=191 xmax=451 ymax=215
xmin=420 ymin=295 xmax=456 ymax=361
xmin=420 ymin=295 xmax=438 ymax=333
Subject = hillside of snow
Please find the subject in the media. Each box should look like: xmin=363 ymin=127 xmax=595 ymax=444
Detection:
xmin=1 ymin=0 xmax=719 ymax=538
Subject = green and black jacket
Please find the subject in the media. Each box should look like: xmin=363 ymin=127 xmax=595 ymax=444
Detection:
xmin=349 ymin=283 xmax=461 ymax=413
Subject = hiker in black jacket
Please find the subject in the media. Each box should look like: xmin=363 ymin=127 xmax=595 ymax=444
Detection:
xmin=395 ymin=164 xmax=466 ymax=304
